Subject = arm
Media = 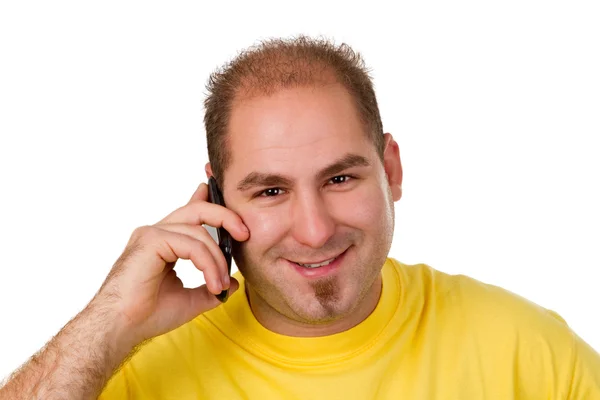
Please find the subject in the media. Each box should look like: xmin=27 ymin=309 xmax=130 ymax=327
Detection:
xmin=0 ymin=300 xmax=134 ymax=399
xmin=0 ymin=182 xmax=249 ymax=400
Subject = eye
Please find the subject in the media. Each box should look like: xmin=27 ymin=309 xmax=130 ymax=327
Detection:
xmin=329 ymin=175 xmax=353 ymax=185
xmin=258 ymin=188 xmax=284 ymax=197
xmin=254 ymin=176 xmax=354 ymax=198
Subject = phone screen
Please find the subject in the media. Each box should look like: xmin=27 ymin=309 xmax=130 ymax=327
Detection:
xmin=207 ymin=176 xmax=233 ymax=302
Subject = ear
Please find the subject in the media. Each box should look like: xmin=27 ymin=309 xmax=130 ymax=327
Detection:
xmin=205 ymin=162 xmax=213 ymax=179
xmin=382 ymin=133 xmax=403 ymax=201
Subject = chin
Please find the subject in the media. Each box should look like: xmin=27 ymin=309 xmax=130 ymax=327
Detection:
xmin=285 ymin=281 xmax=368 ymax=324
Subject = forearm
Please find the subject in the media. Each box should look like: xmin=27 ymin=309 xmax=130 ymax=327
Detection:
xmin=0 ymin=299 xmax=135 ymax=400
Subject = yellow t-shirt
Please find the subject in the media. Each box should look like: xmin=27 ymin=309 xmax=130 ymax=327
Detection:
xmin=99 ymin=258 xmax=600 ymax=399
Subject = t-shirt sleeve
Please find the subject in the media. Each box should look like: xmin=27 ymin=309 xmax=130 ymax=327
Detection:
xmin=567 ymin=330 xmax=600 ymax=399
xmin=448 ymin=273 xmax=600 ymax=399
xmin=98 ymin=368 xmax=130 ymax=400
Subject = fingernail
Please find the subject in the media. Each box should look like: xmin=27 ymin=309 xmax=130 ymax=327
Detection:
xmin=216 ymin=289 xmax=229 ymax=303
xmin=240 ymin=224 xmax=249 ymax=233
xmin=222 ymin=274 xmax=230 ymax=288
xmin=213 ymin=278 xmax=222 ymax=292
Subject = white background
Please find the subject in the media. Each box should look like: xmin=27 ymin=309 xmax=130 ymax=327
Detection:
xmin=1 ymin=0 xmax=599 ymax=381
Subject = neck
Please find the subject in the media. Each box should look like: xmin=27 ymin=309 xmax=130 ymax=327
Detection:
xmin=246 ymin=276 xmax=383 ymax=337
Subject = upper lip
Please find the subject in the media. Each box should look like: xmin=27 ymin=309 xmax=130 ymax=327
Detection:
xmin=288 ymin=249 xmax=346 ymax=264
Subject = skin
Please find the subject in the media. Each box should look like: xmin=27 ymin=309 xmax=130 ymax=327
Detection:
xmin=0 ymin=81 xmax=401 ymax=399
xmin=0 ymin=183 xmax=249 ymax=399
xmin=206 ymin=83 xmax=403 ymax=337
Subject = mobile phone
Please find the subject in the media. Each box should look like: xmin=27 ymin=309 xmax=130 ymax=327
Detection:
xmin=207 ymin=176 xmax=233 ymax=303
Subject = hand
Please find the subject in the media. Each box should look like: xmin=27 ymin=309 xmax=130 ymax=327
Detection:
xmin=93 ymin=182 xmax=250 ymax=347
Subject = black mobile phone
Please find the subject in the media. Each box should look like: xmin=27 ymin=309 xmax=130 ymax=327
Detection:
xmin=207 ymin=176 xmax=233 ymax=303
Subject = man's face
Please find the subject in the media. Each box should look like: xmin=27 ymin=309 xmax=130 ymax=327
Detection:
xmin=218 ymin=83 xmax=401 ymax=327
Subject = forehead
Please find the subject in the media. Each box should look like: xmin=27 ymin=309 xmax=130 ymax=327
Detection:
xmin=225 ymin=84 xmax=373 ymax=182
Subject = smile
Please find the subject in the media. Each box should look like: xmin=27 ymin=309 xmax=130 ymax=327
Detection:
xmin=294 ymin=257 xmax=338 ymax=269
xmin=289 ymin=250 xmax=344 ymax=268
xmin=285 ymin=248 xmax=349 ymax=277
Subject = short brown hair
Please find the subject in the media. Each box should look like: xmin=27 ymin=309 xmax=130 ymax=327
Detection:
xmin=204 ymin=35 xmax=385 ymax=190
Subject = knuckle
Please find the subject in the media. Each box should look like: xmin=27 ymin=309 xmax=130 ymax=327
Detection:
xmin=132 ymin=225 xmax=150 ymax=239
xmin=197 ymin=224 xmax=213 ymax=239
xmin=225 ymin=210 xmax=243 ymax=225
xmin=190 ymin=241 xmax=213 ymax=269
xmin=176 ymin=223 xmax=211 ymax=242
xmin=192 ymin=239 xmax=209 ymax=256
xmin=135 ymin=225 xmax=160 ymax=243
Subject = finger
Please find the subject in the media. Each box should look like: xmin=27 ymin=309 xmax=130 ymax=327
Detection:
xmin=157 ymin=202 xmax=250 ymax=242
xmin=188 ymin=183 xmax=208 ymax=205
xmin=148 ymin=228 xmax=225 ymax=295
xmin=183 ymin=278 xmax=240 ymax=317
xmin=151 ymin=277 xmax=240 ymax=335
xmin=156 ymin=223 xmax=230 ymax=287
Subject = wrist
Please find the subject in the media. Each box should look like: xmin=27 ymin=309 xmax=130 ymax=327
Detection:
xmin=83 ymin=297 xmax=138 ymax=369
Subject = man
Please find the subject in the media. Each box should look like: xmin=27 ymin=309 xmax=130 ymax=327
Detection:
xmin=1 ymin=36 xmax=599 ymax=399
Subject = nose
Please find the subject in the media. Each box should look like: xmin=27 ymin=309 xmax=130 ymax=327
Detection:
xmin=290 ymin=190 xmax=336 ymax=248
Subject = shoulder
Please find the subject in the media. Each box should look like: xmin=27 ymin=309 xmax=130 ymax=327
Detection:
xmin=388 ymin=259 xmax=571 ymax=371
xmin=385 ymin=258 xmax=600 ymax=396
xmin=387 ymin=258 xmax=600 ymax=396
xmin=387 ymin=257 xmax=571 ymax=337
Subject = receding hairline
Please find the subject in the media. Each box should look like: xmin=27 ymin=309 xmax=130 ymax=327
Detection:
xmin=218 ymin=81 xmax=381 ymax=193
xmin=230 ymin=61 xmax=344 ymax=104
xmin=204 ymin=35 xmax=385 ymax=191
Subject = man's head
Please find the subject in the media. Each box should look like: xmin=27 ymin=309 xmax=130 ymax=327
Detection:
xmin=204 ymin=36 xmax=387 ymax=192
xmin=203 ymin=36 xmax=403 ymax=335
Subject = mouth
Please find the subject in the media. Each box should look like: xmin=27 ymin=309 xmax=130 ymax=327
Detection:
xmin=285 ymin=248 xmax=349 ymax=278
xmin=291 ymin=256 xmax=339 ymax=269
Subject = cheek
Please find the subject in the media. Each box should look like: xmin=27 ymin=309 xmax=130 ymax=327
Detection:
xmin=335 ymin=185 xmax=387 ymax=229
xmin=240 ymin=207 xmax=287 ymax=251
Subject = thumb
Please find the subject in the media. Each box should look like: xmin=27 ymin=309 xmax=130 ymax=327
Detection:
xmin=185 ymin=278 xmax=240 ymax=317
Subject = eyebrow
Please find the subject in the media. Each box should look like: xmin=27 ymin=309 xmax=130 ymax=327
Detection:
xmin=236 ymin=153 xmax=371 ymax=192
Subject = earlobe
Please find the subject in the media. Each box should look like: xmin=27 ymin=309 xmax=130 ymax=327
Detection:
xmin=205 ymin=163 xmax=213 ymax=179
xmin=382 ymin=133 xmax=403 ymax=201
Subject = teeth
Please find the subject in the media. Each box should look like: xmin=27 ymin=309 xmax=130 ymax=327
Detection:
xmin=297 ymin=257 xmax=336 ymax=269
